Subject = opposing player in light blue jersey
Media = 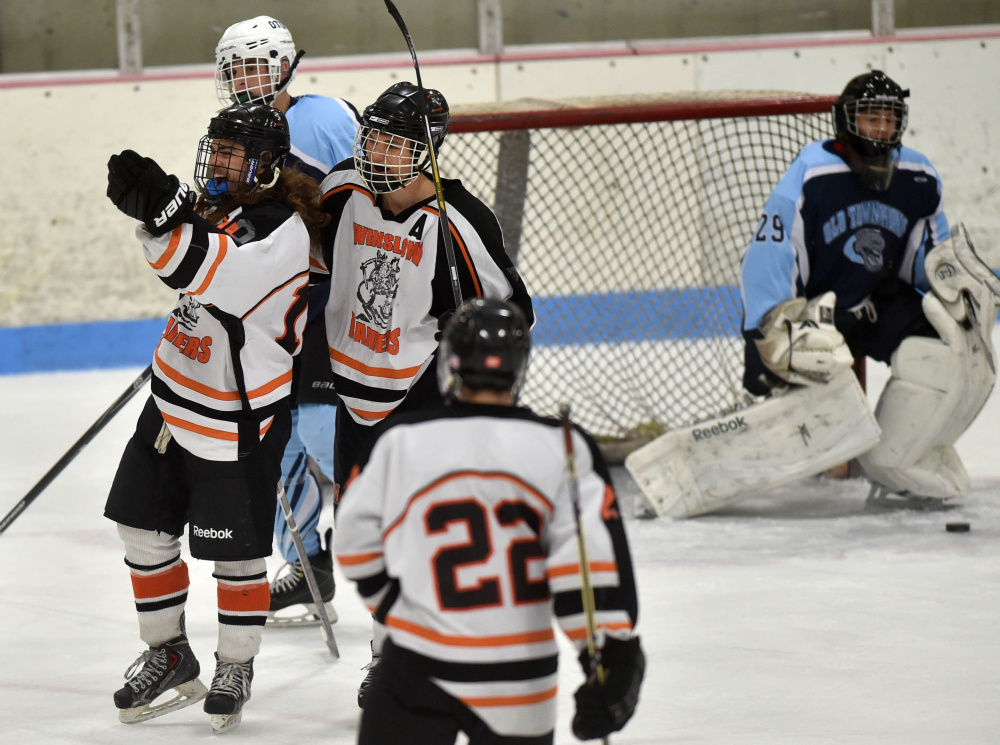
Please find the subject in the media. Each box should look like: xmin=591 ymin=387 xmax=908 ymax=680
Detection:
xmin=740 ymin=70 xmax=998 ymax=506
xmin=215 ymin=15 xmax=360 ymax=624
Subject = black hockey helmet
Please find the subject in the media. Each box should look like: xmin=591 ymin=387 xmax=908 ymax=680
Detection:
xmin=833 ymin=70 xmax=909 ymax=190
xmin=354 ymin=82 xmax=450 ymax=194
xmin=437 ymin=298 xmax=531 ymax=400
xmin=194 ymin=103 xmax=291 ymax=203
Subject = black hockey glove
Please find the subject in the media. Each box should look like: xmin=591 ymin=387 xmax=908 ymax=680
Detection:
xmin=434 ymin=309 xmax=456 ymax=341
xmin=571 ymin=636 xmax=646 ymax=741
xmin=107 ymin=149 xmax=195 ymax=237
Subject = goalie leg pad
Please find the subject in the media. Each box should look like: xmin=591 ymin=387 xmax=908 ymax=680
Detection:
xmin=625 ymin=370 xmax=880 ymax=519
xmin=857 ymin=291 xmax=996 ymax=498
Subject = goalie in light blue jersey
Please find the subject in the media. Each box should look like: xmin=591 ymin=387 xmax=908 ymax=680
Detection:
xmin=737 ymin=69 xmax=998 ymax=506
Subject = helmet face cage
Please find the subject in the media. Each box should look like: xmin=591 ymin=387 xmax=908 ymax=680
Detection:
xmin=833 ymin=70 xmax=910 ymax=191
xmin=354 ymin=82 xmax=449 ymax=194
xmin=214 ymin=16 xmax=296 ymax=106
xmin=354 ymin=127 xmax=428 ymax=194
xmin=840 ymin=97 xmax=908 ymax=152
xmin=436 ymin=299 xmax=531 ymax=401
xmin=194 ymin=105 xmax=290 ymax=202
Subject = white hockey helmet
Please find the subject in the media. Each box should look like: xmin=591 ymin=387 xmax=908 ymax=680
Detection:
xmin=214 ymin=16 xmax=302 ymax=107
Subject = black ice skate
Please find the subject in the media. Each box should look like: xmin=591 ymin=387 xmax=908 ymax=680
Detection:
xmin=114 ymin=636 xmax=208 ymax=724
xmin=203 ymin=654 xmax=254 ymax=733
xmin=268 ymin=529 xmax=338 ymax=627
xmin=357 ymin=641 xmax=382 ymax=709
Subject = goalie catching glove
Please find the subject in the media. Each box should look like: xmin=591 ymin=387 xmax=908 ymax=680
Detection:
xmin=107 ymin=149 xmax=196 ymax=237
xmin=572 ymin=636 xmax=646 ymax=740
xmin=754 ymin=291 xmax=854 ymax=387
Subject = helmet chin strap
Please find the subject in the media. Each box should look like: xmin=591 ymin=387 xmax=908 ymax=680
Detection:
xmin=260 ymin=166 xmax=282 ymax=190
xmin=272 ymin=50 xmax=306 ymax=100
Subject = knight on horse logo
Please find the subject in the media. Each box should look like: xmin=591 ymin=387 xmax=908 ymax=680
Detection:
xmin=357 ymin=250 xmax=400 ymax=330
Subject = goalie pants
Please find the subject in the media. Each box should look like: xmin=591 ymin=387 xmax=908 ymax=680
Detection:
xmin=358 ymin=640 xmax=554 ymax=745
xmin=743 ymin=284 xmax=936 ymax=396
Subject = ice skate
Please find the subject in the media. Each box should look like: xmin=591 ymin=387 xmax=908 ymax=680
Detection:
xmin=268 ymin=529 xmax=337 ymax=627
xmin=865 ymin=483 xmax=959 ymax=512
xmin=357 ymin=641 xmax=382 ymax=709
xmin=114 ymin=636 xmax=208 ymax=724
xmin=204 ymin=654 xmax=253 ymax=733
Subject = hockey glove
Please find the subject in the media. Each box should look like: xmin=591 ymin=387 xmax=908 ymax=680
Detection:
xmin=107 ymin=149 xmax=195 ymax=237
xmin=433 ymin=309 xmax=458 ymax=342
xmin=571 ymin=636 xmax=646 ymax=741
xmin=754 ymin=292 xmax=854 ymax=387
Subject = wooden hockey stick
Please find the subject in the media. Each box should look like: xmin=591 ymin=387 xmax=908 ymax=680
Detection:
xmin=383 ymin=0 xmax=463 ymax=309
xmin=0 ymin=363 xmax=152 ymax=537
xmin=277 ymin=486 xmax=340 ymax=659
xmin=559 ymin=403 xmax=610 ymax=745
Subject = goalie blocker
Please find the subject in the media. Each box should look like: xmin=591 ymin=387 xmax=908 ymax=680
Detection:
xmin=627 ymin=223 xmax=999 ymax=518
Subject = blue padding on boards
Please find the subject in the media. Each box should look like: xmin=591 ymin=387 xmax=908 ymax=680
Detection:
xmin=0 ymin=318 xmax=164 ymax=374
xmin=531 ymin=287 xmax=743 ymax=345
xmin=6 ymin=288 xmax=999 ymax=374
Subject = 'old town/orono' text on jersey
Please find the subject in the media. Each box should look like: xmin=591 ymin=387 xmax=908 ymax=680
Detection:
xmin=319 ymin=167 xmax=533 ymax=425
xmin=142 ymin=201 xmax=310 ymax=460
xmin=335 ymin=404 xmax=639 ymax=738
xmin=740 ymin=139 xmax=950 ymax=331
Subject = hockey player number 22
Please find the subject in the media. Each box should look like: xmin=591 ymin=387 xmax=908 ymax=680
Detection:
xmin=426 ymin=499 xmax=550 ymax=610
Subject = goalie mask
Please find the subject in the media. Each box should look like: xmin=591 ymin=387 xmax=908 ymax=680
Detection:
xmin=214 ymin=16 xmax=304 ymax=106
xmin=833 ymin=70 xmax=909 ymax=191
xmin=354 ymin=82 xmax=449 ymax=194
xmin=194 ymin=104 xmax=291 ymax=204
xmin=437 ymin=298 xmax=531 ymax=400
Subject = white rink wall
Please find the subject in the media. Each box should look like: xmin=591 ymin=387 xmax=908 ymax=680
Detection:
xmin=2 ymin=28 xmax=1000 ymax=327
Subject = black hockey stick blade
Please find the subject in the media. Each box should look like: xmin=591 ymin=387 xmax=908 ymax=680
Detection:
xmin=0 ymin=364 xmax=152 ymax=537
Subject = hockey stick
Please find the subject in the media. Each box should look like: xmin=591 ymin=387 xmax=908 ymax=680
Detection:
xmin=0 ymin=363 xmax=153 ymax=537
xmin=383 ymin=0 xmax=463 ymax=309
xmin=276 ymin=486 xmax=340 ymax=659
xmin=559 ymin=403 xmax=610 ymax=745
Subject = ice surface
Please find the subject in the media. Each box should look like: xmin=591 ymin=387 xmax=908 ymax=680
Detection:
xmin=2 ymin=357 xmax=999 ymax=744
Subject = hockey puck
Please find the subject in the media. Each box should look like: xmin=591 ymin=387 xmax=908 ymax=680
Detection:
xmin=945 ymin=522 xmax=971 ymax=533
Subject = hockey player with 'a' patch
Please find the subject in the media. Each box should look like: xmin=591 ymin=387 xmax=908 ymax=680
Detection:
xmin=104 ymin=103 xmax=328 ymax=733
xmin=319 ymin=82 xmax=534 ymax=705
xmin=627 ymin=70 xmax=1000 ymax=518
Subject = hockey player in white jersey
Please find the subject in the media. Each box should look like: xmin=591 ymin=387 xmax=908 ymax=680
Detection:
xmin=627 ymin=70 xmax=999 ymax=518
xmin=104 ymin=103 xmax=328 ymax=732
xmin=320 ymin=82 xmax=534 ymax=703
xmin=336 ymin=299 xmax=644 ymax=744
xmin=215 ymin=15 xmax=361 ymax=623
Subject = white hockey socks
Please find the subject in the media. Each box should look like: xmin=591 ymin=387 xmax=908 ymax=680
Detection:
xmin=119 ymin=525 xmax=188 ymax=647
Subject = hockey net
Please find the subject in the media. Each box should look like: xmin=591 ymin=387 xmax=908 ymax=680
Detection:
xmin=441 ymin=91 xmax=837 ymax=459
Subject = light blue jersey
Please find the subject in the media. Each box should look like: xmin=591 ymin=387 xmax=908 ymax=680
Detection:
xmin=740 ymin=139 xmax=948 ymax=331
xmin=273 ymin=93 xmax=359 ymax=565
xmin=285 ymin=94 xmax=360 ymax=183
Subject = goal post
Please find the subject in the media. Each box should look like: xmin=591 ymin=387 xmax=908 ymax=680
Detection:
xmin=442 ymin=92 xmax=838 ymax=459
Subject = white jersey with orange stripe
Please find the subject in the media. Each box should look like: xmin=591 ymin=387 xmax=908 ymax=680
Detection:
xmin=140 ymin=201 xmax=310 ymax=461
xmin=334 ymin=402 xmax=638 ymax=738
xmin=319 ymin=165 xmax=533 ymax=426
